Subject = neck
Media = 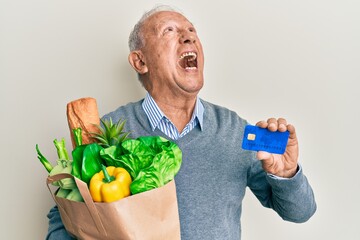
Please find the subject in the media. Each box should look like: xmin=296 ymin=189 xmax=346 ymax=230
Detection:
xmin=152 ymin=94 xmax=197 ymax=133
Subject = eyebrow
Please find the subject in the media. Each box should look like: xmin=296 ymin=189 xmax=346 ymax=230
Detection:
xmin=155 ymin=20 xmax=195 ymax=33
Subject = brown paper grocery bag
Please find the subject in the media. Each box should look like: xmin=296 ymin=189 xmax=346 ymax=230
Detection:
xmin=47 ymin=173 xmax=181 ymax=240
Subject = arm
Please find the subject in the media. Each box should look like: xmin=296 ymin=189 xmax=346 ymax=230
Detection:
xmin=247 ymin=118 xmax=316 ymax=222
xmin=248 ymin=161 xmax=316 ymax=222
xmin=46 ymin=206 xmax=75 ymax=240
xmin=267 ymin=165 xmax=316 ymax=222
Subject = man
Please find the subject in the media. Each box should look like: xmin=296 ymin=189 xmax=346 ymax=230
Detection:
xmin=46 ymin=5 xmax=316 ymax=239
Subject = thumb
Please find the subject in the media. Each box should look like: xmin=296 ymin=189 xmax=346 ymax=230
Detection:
xmin=256 ymin=151 xmax=276 ymax=173
xmin=256 ymin=151 xmax=272 ymax=161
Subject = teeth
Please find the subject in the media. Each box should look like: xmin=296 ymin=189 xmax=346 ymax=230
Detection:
xmin=180 ymin=52 xmax=197 ymax=60
xmin=185 ymin=67 xmax=197 ymax=70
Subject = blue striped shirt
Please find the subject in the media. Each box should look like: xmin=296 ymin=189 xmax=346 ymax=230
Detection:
xmin=142 ymin=93 xmax=204 ymax=140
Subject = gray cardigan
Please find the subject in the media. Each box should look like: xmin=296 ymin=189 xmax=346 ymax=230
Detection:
xmin=46 ymin=99 xmax=316 ymax=240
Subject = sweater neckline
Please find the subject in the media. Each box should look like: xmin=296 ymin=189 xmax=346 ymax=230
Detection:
xmin=133 ymin=99 xmax=207 ymax=147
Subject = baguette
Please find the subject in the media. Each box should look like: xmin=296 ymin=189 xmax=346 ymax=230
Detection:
xmin=66 ymin=97 xmax=100 ymax=148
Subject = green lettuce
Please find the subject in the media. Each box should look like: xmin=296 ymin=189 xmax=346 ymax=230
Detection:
xmin=100 ymin=136 xmax=182 ymax=194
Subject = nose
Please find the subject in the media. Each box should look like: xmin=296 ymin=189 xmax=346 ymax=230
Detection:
xmin=179 ymin=30 xmax=196 ymax=44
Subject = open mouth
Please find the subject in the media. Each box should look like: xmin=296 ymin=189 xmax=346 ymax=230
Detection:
xmin=178 ymin=52 xmax=198 ymax=70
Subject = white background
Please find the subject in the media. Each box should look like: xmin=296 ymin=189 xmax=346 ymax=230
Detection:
xmin=1 ymin=0 xmax=359 ymax=239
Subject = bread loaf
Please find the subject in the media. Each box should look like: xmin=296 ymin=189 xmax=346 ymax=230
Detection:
xmin=66 ymin=97 xmax=100 ymax=148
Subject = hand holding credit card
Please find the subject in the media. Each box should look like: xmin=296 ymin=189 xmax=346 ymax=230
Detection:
xmin=242 ymin=125 xmax=290 ymax=154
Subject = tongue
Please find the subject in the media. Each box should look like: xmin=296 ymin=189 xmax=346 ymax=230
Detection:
xmin=187 ymin=58 xmax=197 ymax=68
xmin=179 ymin=55 xmax=198 ymax=69
xmin=179 ymin=57 xmax=197 ymax=69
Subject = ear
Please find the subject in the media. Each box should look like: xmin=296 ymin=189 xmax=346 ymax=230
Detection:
xmin=128 ymin=51 xmax=148 ymax=74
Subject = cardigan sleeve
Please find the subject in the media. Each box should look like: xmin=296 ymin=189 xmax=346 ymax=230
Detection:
xmin=46 ymin=206 xmax=75 ymax=240
xmin=247 ymin=161 xmax=317 ymax=223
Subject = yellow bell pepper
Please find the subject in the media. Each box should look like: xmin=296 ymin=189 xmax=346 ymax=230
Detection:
xmin=89 ymin=165 xmax=132 ymax=203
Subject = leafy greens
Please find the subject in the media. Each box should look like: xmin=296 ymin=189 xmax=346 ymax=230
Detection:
xmin=100 ymin=136 xmax=182 ymax=194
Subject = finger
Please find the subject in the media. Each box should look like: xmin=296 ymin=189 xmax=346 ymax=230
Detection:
xmin=256 ymin=151 xmax=277 ymax=173
xmin=256 ymin=151 xmax=272 ymax=160
xmin=255 ymin=120 xmax=267 ymax=128
xmin=287 ymin=124 xmax=297 ymax=140
xmin=277 ymin=118 xmax=287 ymax=132
xmin=267 ymin=118 xmax=277 ymax=132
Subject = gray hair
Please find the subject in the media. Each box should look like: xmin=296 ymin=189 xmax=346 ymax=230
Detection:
xmin=128 ymin=5 xmax=183 ymax=51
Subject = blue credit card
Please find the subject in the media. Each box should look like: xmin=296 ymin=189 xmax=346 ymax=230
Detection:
xmin=242 ymin=125 xmax=290 ymax=154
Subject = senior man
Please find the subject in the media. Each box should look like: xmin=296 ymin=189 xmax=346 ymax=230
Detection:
xmin=46 ymin=5 xmax=316 ymax=240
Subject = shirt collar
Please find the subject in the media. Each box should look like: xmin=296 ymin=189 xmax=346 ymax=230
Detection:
xmin=142 ymin=92 xmax=204 ymax=131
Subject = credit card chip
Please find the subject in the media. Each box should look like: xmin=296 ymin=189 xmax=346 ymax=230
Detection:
xmin=247 ymin=133 xmax=256 ymax=141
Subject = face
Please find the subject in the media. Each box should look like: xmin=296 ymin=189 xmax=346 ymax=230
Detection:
xmin=133 ymin=11 xmax=204 ymax=99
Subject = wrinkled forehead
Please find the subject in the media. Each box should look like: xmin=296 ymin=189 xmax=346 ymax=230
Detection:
xmin=142 ymin=11 xmax=193 ymax=31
